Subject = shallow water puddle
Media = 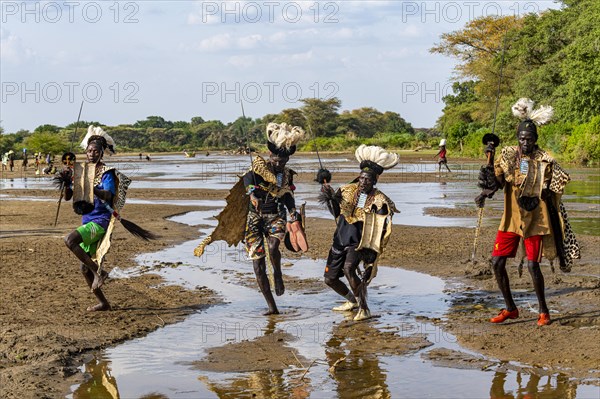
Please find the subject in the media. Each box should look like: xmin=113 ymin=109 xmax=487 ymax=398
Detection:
xmin=68 ymin=210 xmax=597 ymax=399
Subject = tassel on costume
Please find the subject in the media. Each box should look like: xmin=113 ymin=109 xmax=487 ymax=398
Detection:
xmin=52 ymin=169 xmax=73 ymax=190
xmin=119 ymin=218 xmax=159 ymax=241
xmin=318 ymin=186 xmax=341 ymax=206
xmin=315 ymin=168 xmax=332 ymax=184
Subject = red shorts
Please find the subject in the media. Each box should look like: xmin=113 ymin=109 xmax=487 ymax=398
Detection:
xmin=492 ymin=231 xmax=543 ymax=262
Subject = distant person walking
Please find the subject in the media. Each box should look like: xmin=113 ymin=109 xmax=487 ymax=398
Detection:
xmin=34 ymin=153 xmax=41 ymax=174
xmin=1 ymin=152 xmax=8 ymax=171
xmin=434 ymin=139 xmax=451 ymax=173
xmin=8 ymin=150 xmax=15 ymax=172
xmin=22 ymin=149 xmax=28 ymax=171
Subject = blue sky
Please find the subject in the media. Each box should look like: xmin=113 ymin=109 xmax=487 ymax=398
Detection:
xmin=0 ymin=1 xmax=558 ymax=133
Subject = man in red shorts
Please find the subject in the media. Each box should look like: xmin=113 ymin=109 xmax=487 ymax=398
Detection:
xmin=477 ymin=98 xmax=580 ymax=327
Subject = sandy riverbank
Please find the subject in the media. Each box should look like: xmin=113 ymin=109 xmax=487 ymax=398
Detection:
xmin=1 ymin=176 xmax=599 ymax=397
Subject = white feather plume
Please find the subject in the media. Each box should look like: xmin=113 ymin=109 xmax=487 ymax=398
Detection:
xmin=511 ymin=98 xmax=554 ymax=126
xmin=266 ymin=122 xmax=305 ymax=149
xmin=529 ymin=105 xmax=554 ymax=126
xmin=80 ymin=125 xmax=116 ymax=152
xmin=355 ymin=144 xmax=399 ymax=170
xmin=511 ymin=98 xmax=535 ymax=120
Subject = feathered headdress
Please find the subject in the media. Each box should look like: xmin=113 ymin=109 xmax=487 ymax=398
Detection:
xmin=80 ymin=125 xmax=116 ymax=154
xmin=511 ymin=98 xmax=554 ymax=137
xmin=266 ymin=122 xmax=305 ymax=157
xmin=355 ymin=144 xmax=399 ymax=177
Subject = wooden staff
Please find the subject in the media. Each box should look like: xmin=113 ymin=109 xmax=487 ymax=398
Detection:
xmin=470 ymin=33 xmax=508 ymax=263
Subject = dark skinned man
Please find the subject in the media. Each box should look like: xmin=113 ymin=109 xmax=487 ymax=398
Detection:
xmin=320 ymin=145 xmax=399 ymax=321
xmin=477 ymin=98 xmax=580 ymax=326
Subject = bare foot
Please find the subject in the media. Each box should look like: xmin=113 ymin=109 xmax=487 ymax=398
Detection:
xmin=274 ymin=274 xmax=285 ymax=296
xmin=91 ymin=270 xmax=109 ymax=291
xmin=86 ymin=302 xmax=111 ymax=312
xmin=263 ymin=309 xmax=280 ymax=316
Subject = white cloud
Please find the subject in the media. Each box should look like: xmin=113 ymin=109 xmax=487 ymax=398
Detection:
xmin=198 ymin=33 xmax=232 ymax=51
xmin=227 ymin=55 xmax=255 ymax=69
xmin=237 ymin=34 xmax=263 ymax=49
xmin=398 ymin=24 xmax=422 ymax=38
xmin=0 ymin=28 xmax=36 ymax=65
xmin=268 ymin=31 xmax=287 ymax=44
xmin=332 ymin=28 xmax=354 ymax=39
xmin=271 ymin=50 xmax=313 ymax=66
xmin=377 ymin=48 xmax=414 ymax=60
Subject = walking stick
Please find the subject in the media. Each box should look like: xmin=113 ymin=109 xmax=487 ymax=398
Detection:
xmin=471 ymin=144 xmax=497 ymax=262
xmin=470 ymin=33 xmax=507 ymax=264
xmin=53 ymin=187 xmax=65 ymax=227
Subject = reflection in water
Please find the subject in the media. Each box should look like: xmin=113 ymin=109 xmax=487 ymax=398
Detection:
xmin=325 ymin=322 xmax=390 ymax=399
xmin=197 ymin=317 xmax=310 ymax=399
xmin=199 ymin=370 xmax=309 ymax=399
xmin=489 ymin=370 xmax=578 ymax=399
xmin=72 ymin=359 xmax=120 ymax=399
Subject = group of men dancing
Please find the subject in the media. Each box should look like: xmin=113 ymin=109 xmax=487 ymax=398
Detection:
xmin=62 ymin=98 xmax=579 ymax=328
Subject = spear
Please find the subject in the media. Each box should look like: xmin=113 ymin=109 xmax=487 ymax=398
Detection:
xmin=54 ymin=101 xmax=84 ymax=226
xmin=239 ymin=99 xmax=257 ymax=188
xmin=301 ymin=112 xmax=331 ymax=184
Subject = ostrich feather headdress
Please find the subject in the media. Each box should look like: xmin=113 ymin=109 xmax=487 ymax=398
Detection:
xmin=355 ymin=144 xmax=399 ymax=176
xmin=266 ymin=122 xmax=305 ymax=157
xmin=80 ymin=125 xmax=116 ymax=154
xmin=511 ymin=98 xmax=554 ymax=136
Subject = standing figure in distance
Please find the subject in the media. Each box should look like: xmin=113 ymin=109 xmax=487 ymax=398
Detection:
xmin=435 ymin=139 xmax=451 ymax=173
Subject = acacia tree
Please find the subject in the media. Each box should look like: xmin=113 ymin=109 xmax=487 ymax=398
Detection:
xmin=23 ymin=132 xmax=68 ymax=154
xmin=431 ymin=15 xmax=519 ymax=104
xmin=300 ymin=97 xmax=341 ymax=138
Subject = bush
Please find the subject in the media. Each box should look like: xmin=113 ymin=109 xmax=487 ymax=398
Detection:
xmin=537 ymin=122 xmax=574 ymax=154
xmin=563 ymin=116 xmax=600 ymax=165
xmin=300 ymin=137 xmax=361 ymax=152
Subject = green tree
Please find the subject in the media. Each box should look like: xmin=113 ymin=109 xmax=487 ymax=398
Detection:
xmin=300 ymin=97 xmax=341 ymax=138
xmin=134 ymin=116 xmax=173 ymax=129
xmin=65 ymin=121 xmax=102 ymax=129
xmin=23 ymin=131 xmax=68 ymax=154
xmin=34 ymin=124 xmax=61 ymax=134
xmin=191 ymin=116 xmax=205 ymax=126
xmin=173 ymin=121 xmax=190 ymax=129
xmin=432 ymin=0 xmax=600 ymax=163
xmin=0 ymin=134 xmax=16 ymax=155
xmin=381 ymin=111 xmax=414 ymax=134
xmin=336 ymin=108 xmax=386 ymax=138
xmin=278 ymin=108 xmax=306 ymax=127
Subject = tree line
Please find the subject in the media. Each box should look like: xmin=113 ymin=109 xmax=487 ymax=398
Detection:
xmin=0 ymin=98 xmax=434 ymax=156
xmin=431 ymin=0 xmax=599 ymax=164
